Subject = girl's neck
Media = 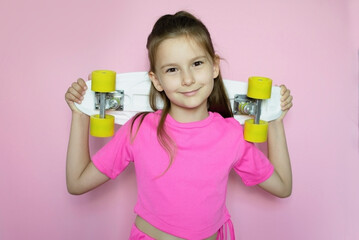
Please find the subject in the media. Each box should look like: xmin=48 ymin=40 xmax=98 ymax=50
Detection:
xmin=169 ymin=107 xmax=209 ymax=123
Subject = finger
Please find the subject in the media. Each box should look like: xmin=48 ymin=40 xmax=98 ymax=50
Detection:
xmin=281 ymin=94 xmax=293 ymax=106
xmin=77 ymin=78 xmax=88 ymax=92
xmin=280 ymin=85 xmax=287 ymax=95
xmin=65 ymin=91 xmax=81 ymax=105
xmin=65 ymin=91 xmax=83 ymax=113
xmin=66 ymin=87 xmax=84 ymax=104
xmin=71 ymin=81 xmax=86 ymax=96
xmin=69 ymin=86 xmax=84 ymax=99
xmin=282 ymin=102 xmax=293 ymax=111
xmin=88 ymin=73 xmax=92 ymax=80
xmin=280 ymin=85 xmax=289 ymax=96
xmin=281 ymin=89 xmax=291 ymax=102
xmin=281 ymin=97 xmax=293 ymax=110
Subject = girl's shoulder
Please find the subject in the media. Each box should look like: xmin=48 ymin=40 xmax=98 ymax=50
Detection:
xmin=128 ymin=111 xmax=160 ymax=130
xmin=211 ymin=112 xmax=243 ymax=130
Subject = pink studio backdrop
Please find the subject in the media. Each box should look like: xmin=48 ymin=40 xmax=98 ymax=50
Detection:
xmin=1 ymin=0 xmax=358 ymax=239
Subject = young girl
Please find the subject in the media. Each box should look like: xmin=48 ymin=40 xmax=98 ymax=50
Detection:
xmin=65 ymin=11 xmax=293 ymax=240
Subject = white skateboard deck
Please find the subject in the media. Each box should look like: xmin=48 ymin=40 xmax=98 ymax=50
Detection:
xmin=75 ymin=72 xmax=282 ymax=125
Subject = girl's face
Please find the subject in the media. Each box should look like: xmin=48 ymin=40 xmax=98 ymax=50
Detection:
xmin=149 ymin=36 xmax=219 ymax=122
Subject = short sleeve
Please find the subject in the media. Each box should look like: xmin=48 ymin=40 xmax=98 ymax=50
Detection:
xmin=233 ymin=139 xmax=274 ymax=186
xmin=92 ymin=120 xmax=134 ymax=179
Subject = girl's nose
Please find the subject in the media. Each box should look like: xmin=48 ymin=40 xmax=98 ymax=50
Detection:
xmin=182 ymin=70 xmax=195 ymax=86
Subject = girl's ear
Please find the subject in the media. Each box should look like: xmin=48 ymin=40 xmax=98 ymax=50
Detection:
xmin=213 ymin=55 xmax=220 ymax=78
xmin=149 ymin=71 xmax=164 ymax=91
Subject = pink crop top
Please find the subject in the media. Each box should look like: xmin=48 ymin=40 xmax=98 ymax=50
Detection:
xmin=92 ymin=111 xmax=274 ymax=239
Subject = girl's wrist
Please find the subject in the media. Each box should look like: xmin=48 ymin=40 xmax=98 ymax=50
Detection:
xmin=72 ymin=111 xmax=89 ymax=121
xmin=269 ymin=118 xmax=284 ymax=129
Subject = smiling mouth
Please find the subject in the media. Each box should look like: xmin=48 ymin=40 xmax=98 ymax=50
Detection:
xmin=181 ymin=88 xmax=200 ymax=96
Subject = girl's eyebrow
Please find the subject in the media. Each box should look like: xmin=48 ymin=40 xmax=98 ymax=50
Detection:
xmin=160 ymin=55 xmax=208 ymax=70
xmin=160 ymin=63 xmax=177 ymax=70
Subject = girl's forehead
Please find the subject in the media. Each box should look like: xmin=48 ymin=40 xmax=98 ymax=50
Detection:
xmin=155 ymin=35 xmax=209 ymax=61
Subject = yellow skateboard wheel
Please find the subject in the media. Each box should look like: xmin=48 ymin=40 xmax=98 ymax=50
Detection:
xmin=90 ymin=114 xmax=115 ymax=137
xmin=91 ymin=70 xmax=116 ymax=92
xmin=244 ymin=119 xmax=268 ymax=143
xmin=247 ymin=76 xmax=272 ymax=99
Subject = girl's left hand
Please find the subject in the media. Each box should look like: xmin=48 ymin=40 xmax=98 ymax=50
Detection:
xmin=278 ymin=85 xmax=293 ymax=120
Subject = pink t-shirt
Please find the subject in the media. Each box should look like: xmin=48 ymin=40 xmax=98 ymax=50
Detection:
xmin=92 ymin=111 xmax=273 ymax=239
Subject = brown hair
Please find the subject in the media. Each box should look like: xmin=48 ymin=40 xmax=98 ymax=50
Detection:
xmin=131 ymin=11 xmax=233 ymax=176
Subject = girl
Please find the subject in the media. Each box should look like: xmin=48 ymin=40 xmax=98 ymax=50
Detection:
xmin=65 ymin=11 xmax=293 ymax=240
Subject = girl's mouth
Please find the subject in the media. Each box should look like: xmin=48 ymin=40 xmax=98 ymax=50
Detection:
xmin=181 ymin=88 xmax=200 ymax=96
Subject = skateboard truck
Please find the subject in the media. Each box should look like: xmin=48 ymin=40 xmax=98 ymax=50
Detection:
xmin=95 ymin=90 xmax=124 ymax=115
xmin=233 ymin=95 xmax=263 ymax=124
xmin=234 ymin=77 xmax=272 ymax=142
xmin=89 ymin=70 xmax=117 ymax=137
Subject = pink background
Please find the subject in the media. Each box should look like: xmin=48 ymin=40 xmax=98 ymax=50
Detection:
xmin=1 ymin=0 xmax=358 ymax=239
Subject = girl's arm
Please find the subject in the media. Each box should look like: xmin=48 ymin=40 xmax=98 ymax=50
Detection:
xmin=258 ymin=85 xmax=293 ymax=198
xmin=65 ymin=78 xmax=109 ymax=195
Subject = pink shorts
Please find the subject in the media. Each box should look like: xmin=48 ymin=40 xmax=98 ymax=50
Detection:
xmin=128 ymin=219 xmax=235 ymax=240
xmin=129 ymin=224 xmax=155 ymax=240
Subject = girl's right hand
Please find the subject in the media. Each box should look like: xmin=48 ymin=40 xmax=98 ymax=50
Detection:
xmin=65 ymin=78 xmax=88 ymax=114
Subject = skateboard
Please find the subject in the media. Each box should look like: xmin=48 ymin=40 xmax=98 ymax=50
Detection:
xmin=75 ymin=70 xmax=282 ymax=142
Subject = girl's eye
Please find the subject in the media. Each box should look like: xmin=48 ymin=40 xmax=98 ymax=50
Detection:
xmin=193 ymin=61 xmax=203 ymax=67
xmin=166 ymin=68 xmax=177 ymax=73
